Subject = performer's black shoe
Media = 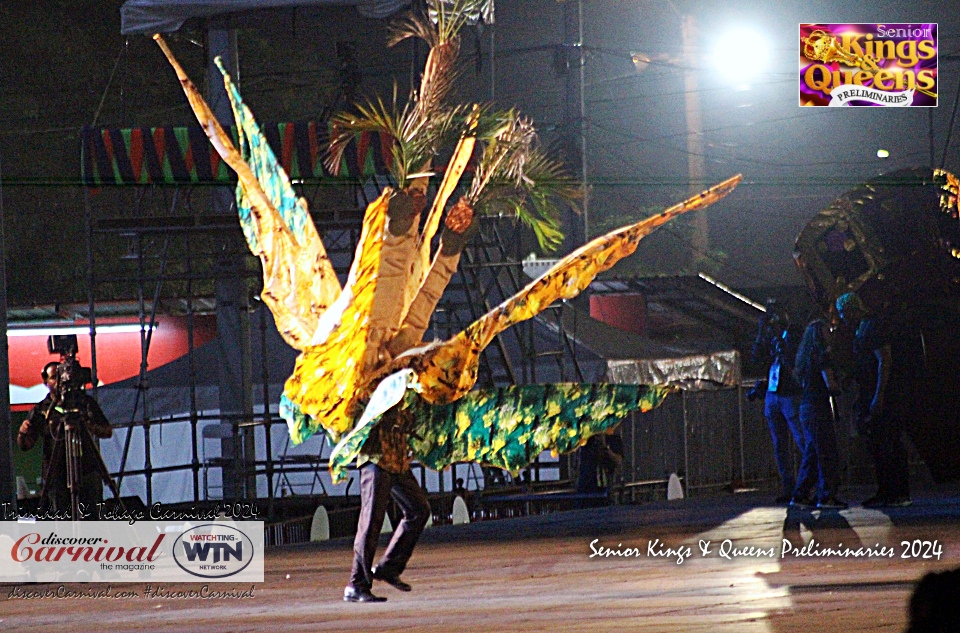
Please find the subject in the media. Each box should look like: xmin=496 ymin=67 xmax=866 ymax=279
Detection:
xmin=343 ymin=586 xmax=387 ymax=603
xmin=816 ymin=496 xmax=848 ymax=510
xmin=864 ymin=495 xmax=912 ymax=508
xmin=372 ymin=565 xmax=412 ymax=592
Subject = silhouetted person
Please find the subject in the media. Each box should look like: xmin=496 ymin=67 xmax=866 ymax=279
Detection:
xmin=906 ymin=568 xmax=960 ymax=632
xmin=576 ymin=432 xmax=624 ymax=507
xmin=17 ymin=361 xmax=113 ymax=516
xmin=791 ymin=319 xmax=846 ymax=510
xmin=836 ymin=292 xmax=911 ymax=507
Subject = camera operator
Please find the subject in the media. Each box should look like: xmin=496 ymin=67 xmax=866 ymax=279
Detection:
xmin=17 ymin=360 xmax=113 ymax=516
xmin=750 ymin=299 xmax=805 ymax=504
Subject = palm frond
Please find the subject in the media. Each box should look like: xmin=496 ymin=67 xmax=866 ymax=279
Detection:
xmin=520 ymin=149 xmax=583 ymax=213
xmin=413 ymin=38 xmax=461 ymax=123
xmin=389 ymin=1 xmax=486 ymax=48
xmin=326 ymin=86 xmax=467 ymax=187
xmin=389 ymin=9 xmax=440 ymax=49
xmin=494 ymin=116 xmax=537 ymax=187
xmin=389 ymin=6 xmax=463 ymax=119
xmin=329 ymin=7 xmax=471 ymax=189
xmin=475 ymin=149 xmax=581 ymax=253
xmin=325 ymin=92 xmax=405 ymax=176
xmin=398 ymin=104 xmax=472 ymax=183
xmin=427 ymin=0 xmax=490 ymax=43
xmin=480 ymin=190 xmax=560 ymax=252
xmin=469 ymin=106 xmax=514 ymax=140
xmin=465 ymin=111 xmax=536 ymax=203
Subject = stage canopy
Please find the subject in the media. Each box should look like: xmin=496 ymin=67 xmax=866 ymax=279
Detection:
xmin=120 ymin=0 xmax=412 ymax=34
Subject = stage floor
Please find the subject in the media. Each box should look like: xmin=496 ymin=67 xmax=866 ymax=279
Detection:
xmin=3 ymin=487 xmax=959 ymax=632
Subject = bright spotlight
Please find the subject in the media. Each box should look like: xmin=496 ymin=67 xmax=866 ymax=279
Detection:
xmin=877 ymin=149 xmax=890 ymax=158
xmin=711 ymin=27 xmax=770 ymax=85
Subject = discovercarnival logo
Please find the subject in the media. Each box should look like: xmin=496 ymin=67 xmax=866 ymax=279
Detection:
xmin=173 ymin=524 xmax=255 ymax=579
xmin=799 ymin=23 xmax=938 ymax=107
xmin=0 ymin=521 xmax=263 ymax=583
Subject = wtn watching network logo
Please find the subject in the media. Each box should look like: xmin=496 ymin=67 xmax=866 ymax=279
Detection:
xmin=174 ymin=524 xmax=256 ymax=579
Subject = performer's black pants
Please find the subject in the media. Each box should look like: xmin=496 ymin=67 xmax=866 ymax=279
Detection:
xmin=867 ymin=411 xmax=910 ymax=499
xmin=349 ymin=463 xmax=430 ymax=590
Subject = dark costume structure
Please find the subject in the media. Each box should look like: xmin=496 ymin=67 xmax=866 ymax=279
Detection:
xmin=346 ymin=413 xmax=431 ymax=602
xmin=794 ymin=170 xmax=960 ymax=484
xmin=792 ymin=319 xmax=845 ymax=509
xmin=906 ymin=568 xmax=960 ymax=632
xmin=751 ymin=308 xmax=805 ymax=501
xmin=17 ymin=391 xmax=113 ymax=514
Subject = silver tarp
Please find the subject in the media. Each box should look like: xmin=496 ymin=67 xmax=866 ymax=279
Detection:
xmin=606 ymin=350 xmax=741 ymax=391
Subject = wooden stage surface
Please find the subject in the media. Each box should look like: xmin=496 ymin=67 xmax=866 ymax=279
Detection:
xmin=3 ymin=487 xmax=959 ymax=632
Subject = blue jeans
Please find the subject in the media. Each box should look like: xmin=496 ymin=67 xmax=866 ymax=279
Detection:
xmin=794 ymin=395 xmax=841 ymax=501
xmin=764 ymin=392 xmax=804 ymax=497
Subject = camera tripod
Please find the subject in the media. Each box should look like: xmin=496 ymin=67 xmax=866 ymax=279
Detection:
xmin=38 ymin=398 xmax=124 ymax=520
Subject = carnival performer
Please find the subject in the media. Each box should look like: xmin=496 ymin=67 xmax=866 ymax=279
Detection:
xmin=836 ymin=292 xmax=911 ymax=507
xmin=344 ymin=412 xmax=431 ymax=603
xmin=790 ymin=319 xmax=846 ymax=510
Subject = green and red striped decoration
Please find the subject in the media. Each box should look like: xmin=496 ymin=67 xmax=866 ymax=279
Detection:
xmin=81 ymin=122 xmax=394 ymax=185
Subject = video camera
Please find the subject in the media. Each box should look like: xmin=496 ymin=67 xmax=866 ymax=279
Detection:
xmin=42 ymin=334 xmax=120 ymax=519
xmin=47 ymin=334 xmax=93 ymax=397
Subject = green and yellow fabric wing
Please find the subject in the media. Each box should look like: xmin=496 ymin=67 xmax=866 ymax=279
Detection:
xmin=156 ymin=35 xmax=340 ymax=351
xmin=218 ymin=59 xmax=341 ymax=346
xmin=328 ymin=382 xmax=673 ymax=482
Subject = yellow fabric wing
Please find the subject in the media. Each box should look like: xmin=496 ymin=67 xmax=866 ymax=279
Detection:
xmin=411 ymin=174 xmax=743 ymax=404
xmin=282 ymin=192 xmax=390 ymax=440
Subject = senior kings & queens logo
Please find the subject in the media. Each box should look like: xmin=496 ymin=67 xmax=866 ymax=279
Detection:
xmin=800 ymin=23 xmax=937 ymax=107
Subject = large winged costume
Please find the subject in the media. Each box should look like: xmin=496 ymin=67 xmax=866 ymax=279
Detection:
xmin=155 ymin=18 xmax=740 ymax=483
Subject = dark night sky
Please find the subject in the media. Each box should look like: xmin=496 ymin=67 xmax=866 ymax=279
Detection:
xmin=1 ymin=0 xmax=959 ymax=306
